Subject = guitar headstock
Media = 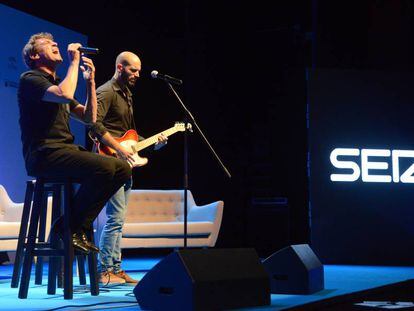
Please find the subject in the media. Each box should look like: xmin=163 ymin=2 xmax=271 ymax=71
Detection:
xmin=174 ymin=122 xmax=186 ymax=132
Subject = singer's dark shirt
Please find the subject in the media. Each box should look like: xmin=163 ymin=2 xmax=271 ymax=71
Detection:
xmin=92 ymin=78 xmax=139 ymax=138
xmin=18 ymin=69 xmax=80 ymax=163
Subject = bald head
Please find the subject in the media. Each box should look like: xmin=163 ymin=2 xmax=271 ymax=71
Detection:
xmin=115 ymin=51 xmax=141 ymax=69
xmin=114 ymin=51 xmax=141 ymax=88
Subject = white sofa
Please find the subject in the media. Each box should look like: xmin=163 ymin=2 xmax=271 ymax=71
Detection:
xmin=0 ymin=184 xmax=52 ymax=253
xmin=0 ymin=185 xmax=24 ymax=252
xmin=95 ymin=189 xmax=224 ymax=248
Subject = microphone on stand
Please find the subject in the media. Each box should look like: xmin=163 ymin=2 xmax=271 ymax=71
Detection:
xmin=151 ymin=70 xmax=182 ymax=85
xmin=78 ymin=47 xmax=99 ymax=55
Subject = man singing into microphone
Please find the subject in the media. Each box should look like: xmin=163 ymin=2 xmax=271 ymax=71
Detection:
xmin=18 ymin=32 xmax=132 ymax=253
xmin=91 ymin=51 xmax=167 ymax=284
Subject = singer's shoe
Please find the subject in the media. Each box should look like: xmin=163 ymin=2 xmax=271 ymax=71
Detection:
xmin=51 ymin=219 xmax=90 ymax=254
xmin=79 ymin=232 xmax=100 ymax=253
xmin=71 ymin=233 xmax=91 ymax=254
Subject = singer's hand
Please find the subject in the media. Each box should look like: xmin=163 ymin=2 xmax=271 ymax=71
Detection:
xmin=80 ymin=56 xmax=95 ymax=82
xmin=67 ymin=43 xmax=82 ymax=63
xmin=154 ymin=134 xmax=168 ymax=151
xmin=116 ymin=145 xmax=135 ymax=166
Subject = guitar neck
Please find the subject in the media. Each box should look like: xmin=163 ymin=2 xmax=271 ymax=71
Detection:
xmin=136 ymin=127 xmax=178 ymax=151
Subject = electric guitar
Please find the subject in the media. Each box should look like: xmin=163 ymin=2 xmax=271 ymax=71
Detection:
xmin=96 ymin=122 xmax=187 ymax=167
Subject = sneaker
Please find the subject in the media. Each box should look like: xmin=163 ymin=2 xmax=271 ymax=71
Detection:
xmin=114 ymin=270 xmax=139 ymax=284
xmin=99 ymin=271 xmax=126 ymax=284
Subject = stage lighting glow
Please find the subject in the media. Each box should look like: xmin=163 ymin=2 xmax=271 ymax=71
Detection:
xmin=361 ymin=149 xmax=391 ymax=183
xmin=392 ymin=150 xmax=414 ymax=183
xmin=330 ymin=148 xmax=414 ymax=183
xmin=329 ymin=148 xmax=360 ymax=182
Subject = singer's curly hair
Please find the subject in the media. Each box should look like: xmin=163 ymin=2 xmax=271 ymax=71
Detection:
xmin=22 ymin=32 xmax=54 ymax=69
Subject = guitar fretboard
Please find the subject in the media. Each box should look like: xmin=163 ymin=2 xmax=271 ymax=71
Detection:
xmin=135 ymin=127 xmax=178 ymax=151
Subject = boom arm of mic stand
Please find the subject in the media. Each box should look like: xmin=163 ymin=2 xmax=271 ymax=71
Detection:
xmin=166 ymin=82 xmax=232 ymax=178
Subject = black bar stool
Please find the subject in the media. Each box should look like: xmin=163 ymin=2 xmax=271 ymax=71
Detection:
xmin=11 ymin=181 xmax=88 ymax=289
xmin=13 ymin=178 xmax=99 ymax=299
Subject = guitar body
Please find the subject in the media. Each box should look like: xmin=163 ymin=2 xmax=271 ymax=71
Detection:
xmin=97 ymin=129 xmax=148 ymax=167
xmin=95 ymin=122 xmax=186 ymax=168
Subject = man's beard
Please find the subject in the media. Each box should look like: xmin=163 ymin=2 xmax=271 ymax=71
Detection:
xmin=120 ymin=73 xmax=136 ymax=88
xmin=127 ymin=78 xmax=136 ymax=88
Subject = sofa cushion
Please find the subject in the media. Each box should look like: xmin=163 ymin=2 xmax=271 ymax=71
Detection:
xmin=123 ymin=221 xmax=213 ymax=238
xmin=0 ymin=221 xmax=20 ymax=239
xmin=126 ymin=190 xmax=196 ymax=222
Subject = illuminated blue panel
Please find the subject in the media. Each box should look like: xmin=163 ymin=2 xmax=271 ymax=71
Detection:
xmin=0 ymin=4 xmax=87 ymax=201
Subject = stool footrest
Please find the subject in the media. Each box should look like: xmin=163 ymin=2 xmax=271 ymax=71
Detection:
xmin=33 ymin=242 xmax=53 ymax=249
xmin=33 ymin=249 xmax=64 ymax=256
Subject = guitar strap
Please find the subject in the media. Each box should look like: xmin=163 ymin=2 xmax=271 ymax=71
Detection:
xmin=127 ymin=92 xmax=145 ymax=141
xmin=125 ymin=89 xmax=140 ymax=140
xmin=129 ymin=97 xmax=137 ymax=132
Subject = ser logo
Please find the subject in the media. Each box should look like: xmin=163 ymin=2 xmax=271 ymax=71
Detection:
xmin=330 ymin=148 xmax=414 ymax=183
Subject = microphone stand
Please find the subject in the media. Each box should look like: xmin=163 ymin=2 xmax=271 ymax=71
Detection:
xmin=164 ymin=82 xmax=231 ymax=248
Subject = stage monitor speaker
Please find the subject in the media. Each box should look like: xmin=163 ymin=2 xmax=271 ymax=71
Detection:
xmin=133 ymin=248 xmax=270 ymax=311
xmin=262 ymin=244 xmax=324 ymax=294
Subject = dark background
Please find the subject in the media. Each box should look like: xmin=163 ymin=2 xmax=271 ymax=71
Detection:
xmin=2 ymin=0 xmax=413 ymax=260
xmin=308 ymin=68 xmax=414 ymax=265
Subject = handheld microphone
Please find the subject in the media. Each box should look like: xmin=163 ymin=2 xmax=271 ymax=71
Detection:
xmin=78 ymin=47 xmax=99 ymax=55
xmin=151 ymin=70 xmax=182 ymax=85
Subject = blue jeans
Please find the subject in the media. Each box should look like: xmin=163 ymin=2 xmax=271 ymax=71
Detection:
xmin=98 ymin=177 xmax=132 ymax=273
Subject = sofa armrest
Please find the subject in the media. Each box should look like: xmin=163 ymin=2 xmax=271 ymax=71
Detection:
xmin=3 ymin=202 xmax=23 ymax=222
xmin=187 ymin=201 xmax=223 ymax=222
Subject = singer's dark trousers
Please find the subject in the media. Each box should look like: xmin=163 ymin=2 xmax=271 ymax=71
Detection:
xmin=26 ymin=144 xmax=132 ymax=233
